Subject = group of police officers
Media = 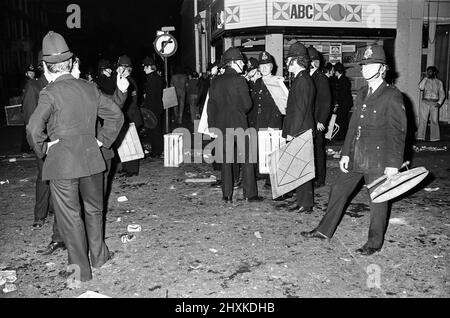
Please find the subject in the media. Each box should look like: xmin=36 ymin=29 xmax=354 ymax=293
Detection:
xmin=24 ymin=30 xmax=407 ymax=284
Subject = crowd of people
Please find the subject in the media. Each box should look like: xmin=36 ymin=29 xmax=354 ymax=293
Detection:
xmin=19 ymin=29 xmax=444 ymax=284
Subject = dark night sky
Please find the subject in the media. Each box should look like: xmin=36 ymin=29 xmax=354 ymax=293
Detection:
xmin=40 ymin=0 xmax=184 ymax=72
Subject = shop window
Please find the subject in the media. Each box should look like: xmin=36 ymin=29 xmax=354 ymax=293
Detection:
xmin=422 ymin=24 xmax=429 ymax=49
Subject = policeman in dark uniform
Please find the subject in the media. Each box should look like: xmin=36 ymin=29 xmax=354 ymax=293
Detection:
xmin=116 ymin=55 xmax=143 ymax=177
xmin=95 ymin=59 xmax=115 ymax=95
xmin=301 ymin=45 xmax=407 ymax=256
xmin=283 ymin=42 xmax=316 ymax=213
xmin=142 ymin=56 xmax=164 ymax=158
xmin=27 ymin=31 xmax=125 ymax=281
xmin=308 ymin=46 xmax=332 ymax=188
xmin=207 ymin=47 xmax=260 ymax=203
xmin=246 ymin=57 xmax=260 ymax=130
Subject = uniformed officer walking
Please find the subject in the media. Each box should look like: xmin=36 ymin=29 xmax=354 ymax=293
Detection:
xmin=301 ymin=45 xmax=407 ymax=256
xmin=142 ymin=56 xmax=164 ymax=158
xmin=207 ymin=47 xmax=260 ymax=203
xmin=308 ymin=46 xmax=332 ymax=188
xmin=283 ymin=42 xmax=316 ymax=213
xmin=27 ymin=31 xmax=125 ymax=281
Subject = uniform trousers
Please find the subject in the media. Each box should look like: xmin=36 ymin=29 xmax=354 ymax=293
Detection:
xmin=314 ymin=131 xmax=327 ymax=184
xmin=316 ymin=170 xmax=389 ymax=249
xmin=295 ymin=180 xmax=314 ymax=208
xmin=34 ymin=154 xmax=63 ymax=243
xmin=148 ymin=113 xmax=164 ymax=156
xmin=417 ymin=100 xmax=440 ymax=141
xmin=50 ymin=172 xmax=110 ymax=282
xmin=220 ymin=135 xmax=257 ymax=199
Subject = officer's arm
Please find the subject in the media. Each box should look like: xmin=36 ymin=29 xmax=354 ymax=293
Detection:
xmin=236 ymin=77 xmax=252 ymax=113
xmin=317 ymin=76 xmax=332 ymax=124
xmin=26 ymin=91 xmax=52 ymax=158
xmin=97 ymin=89 xmax=125 ymax=149
xmin=418 ymin=77 xmax=427 ymax=91
xmin=385 ymin=91 xmax=407 ymax=169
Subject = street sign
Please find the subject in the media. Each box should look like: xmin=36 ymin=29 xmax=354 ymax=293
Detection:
xmin=154 ymin=33 xmax=178 ymax=58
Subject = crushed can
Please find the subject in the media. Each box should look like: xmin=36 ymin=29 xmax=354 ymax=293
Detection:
xmin=120 ymin=234 xmax=136 ymax=243
xmin=127 ymin=224 xmax=141 ymax=232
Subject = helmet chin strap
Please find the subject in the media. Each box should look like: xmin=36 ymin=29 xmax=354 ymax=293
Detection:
xmin=365 ymin=65 xmax=382 ymax=81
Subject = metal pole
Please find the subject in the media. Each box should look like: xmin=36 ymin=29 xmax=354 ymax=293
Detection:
xmin=165 ymin=56 xmax=169 ymax=133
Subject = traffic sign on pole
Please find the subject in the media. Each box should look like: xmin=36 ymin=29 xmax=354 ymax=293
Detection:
xmin=154 ymin=34 xmax=178 ymax=58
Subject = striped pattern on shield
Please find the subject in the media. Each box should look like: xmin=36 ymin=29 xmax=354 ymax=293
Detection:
xmin=268 ymin=129 xmax=315 ymax=199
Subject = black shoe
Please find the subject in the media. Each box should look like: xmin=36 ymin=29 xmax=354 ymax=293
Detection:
xmin=210 ymin=180 xmax=222 ymax=188
xmin=288 ymin=205 xmax=313 ymax=213
xmin=41 ymin=241 xmax=66 ymax=255
xmin=355 ymin=245 xmax=381 ymax=256
xmin=244 ymin=196 xmax=264 ymax=202
xmin=301 ymin=229 xmax=329 ymax=240
xmin=32 ymin=219 xmax=45 ymax=228
xmin=222 ymin=196 xmax=232 ymax=203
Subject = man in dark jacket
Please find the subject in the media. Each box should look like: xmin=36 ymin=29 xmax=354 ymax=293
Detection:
xmin=301 ymin=45 xmax=407 ymax=256
xmin=115 ymin=55 xmax=143 ymax=177
xmin=283 ymin=42 xmax=316 ymax=213
xmin=27 ymin=31 xmax=125 ymax=281
xmin=95 ymin=59 xmax=115 ymax=95
xmin=142 ymin=56 xmax=164 ymax=157
xmin=308 ymin=46 xmax=332 ymax=188
xmin=207 ymin=47 xmax=260 ymax=203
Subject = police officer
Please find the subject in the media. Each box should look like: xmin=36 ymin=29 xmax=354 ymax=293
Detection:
xmin=207 ymin=47 xmax=260 ymax=203
xmin=95 ymin=59 xmax=115 ymax=95
xmin=142 ymin=56 xmax=164 ymax=158
xmin=27 ymin=31 xmax=125 ymax=281
xmin=246 ymin=57 xmax=261 ymax=129
xmin=301 ymin=45 xmax=407 ymax=256
xmin=283 ymin=42 xmax=316 ymax=213
xmin=308 ymin=46 xmax=332 ymax=188
xmin=116 ymin=55 xmax=143 ymax=177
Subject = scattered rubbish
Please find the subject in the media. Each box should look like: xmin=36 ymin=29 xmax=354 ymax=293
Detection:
xmin=45 ymin=262 xmax=56 ymax=268
xmin=393 ymin=263 xmax=402 ymax=268
xmin=148 ymin=285 xmax=162 ymax=292
xmin=209 ymin=248 xmax=218 ymax=253
xmin=254 ymin=231 xmax=262 ymax=239
xmin=339 ymin=258 xmax=351 ymax=262
xmin=8 ymin=158 xmax=17 ymax=162
xmin=185 ymin=176 xmax=217 ymax=183
xmin=169 ymin=185 xmax=176 ymax=190
xmin=20 ymin=194 xmax=26 ymax=197
xmin=127 ymin=224 xmax=142 ymax=232
xmin=185 ymin=172 xmax=197 ymax=178
xmin=117 ymin=196 xmax=128 ymax=202
xmin=413 ymin=145 xmax=447 ymax=152
xmin=0 ymin=180 xmax=9 ymax=185
xmin=189 ymin=261 xmax=203 ymax=270
xmin=116 ymin=217 xmax=122 ymax=222
xmin=191 ymin=192 xmax=198 ymax=196
xmin=0 ymin=278 xmax=5 ymax=286
xmin=19 ymin=179 xmax=28 ymax=182
xmin=389 ymin=218 xmax=408 ymax=225
xmin=433 ymin=255 xmax=443 ymax=259
xmin=120 ymin=234 xmax=136 ymax=243
xmin=77 ymin=290 xmax=111 ymax=298
xmin=150 ymin=215 xmax=159 ymax=218
xmin=2 ymin=283 xmax=17 ymax=293
xmin=424 ymin=187 xmax=439 ymax=192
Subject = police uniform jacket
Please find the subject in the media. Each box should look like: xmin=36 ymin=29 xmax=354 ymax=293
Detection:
xmin=250 ymin=77 xmax=283 ymax=131
xmin=334 ymin=75 xmax=353 ymax=112
xmin=207 ymin=67 xmax=252 ymax=132
xmin=142 ymin=71 xmax=164 ymax=117
xmin=341 ymin=81 xmax=407 ymax=174
xmin=22 ymin=75 xmax=48 ymax=125
xmin=27 ymin=74 xmax=124 ymax=180
xmin=121 ymin=76 xmax=143 ymax=128
xmin=95 ymin=74 xmax=116 ymax=95
xmin=282 ymin=70 xmax=316 ymax=138
xmin=311 ymin=69 xmax=332 ymax=125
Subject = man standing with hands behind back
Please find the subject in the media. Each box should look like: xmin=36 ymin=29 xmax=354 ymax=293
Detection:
xmin=27 ymin=31 xmax=125 ymax=282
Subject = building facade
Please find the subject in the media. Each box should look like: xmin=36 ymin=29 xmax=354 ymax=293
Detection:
xmin=186 ymin=0 xmax=450 ymax=123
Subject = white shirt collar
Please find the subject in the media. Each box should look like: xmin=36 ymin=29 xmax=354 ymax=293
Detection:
xmin=368 ymin=77 xmax=384 ymax=94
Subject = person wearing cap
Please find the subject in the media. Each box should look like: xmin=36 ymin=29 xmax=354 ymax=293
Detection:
xmin=308 ymin=46 xmax=332 ymax=188
xmin=27 ymin=31 xmax=125 ymax=281
xmin=207 ymin=47 xmax=260 ymax=203
xmin=417 ymin=66 xmax=445 ymax=142
xmin=283 ymin=42 xmax=316 ymax=213
xmin=23 ymin=50 xmax=66 ymax=257
xmin=95 ymin=59 xmax=115 ymax=95
xmin=333 ymin=62 xmax=353 ymax=141
xmin=115 ymin=54 xmax=143 ymax=177
xmin=142 ymin=56 xmax=164 ymax=158
xmin=301 ymin=45 xmax=407 ymax=256
xmin=246 ymin=57 xmax=261 ymax=129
